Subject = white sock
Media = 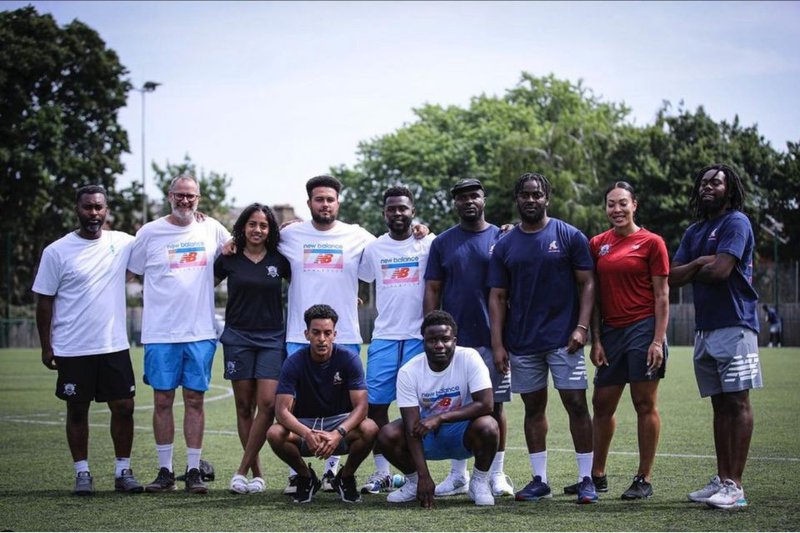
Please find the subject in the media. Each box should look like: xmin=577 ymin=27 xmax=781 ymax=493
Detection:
xmin=115 ymin=457 xmax=131 ymax=477
xmin=490 ymin=451 xmax=505 ymax=474
xmin=325 ymin=456 xmax=340 ymax=474
xmin=74 ymin=460 xmax=89 ymax=475
xmin=186 ymin=447 xmax=202 ymax=470
xmin=406 ymin=471 xmax=419 ymax=484
xmin=156 ymin=444 xmax=173 ymax=472
xmin=472 ymin=467 xmax=490 ymax=482
xmin=529 ymin=451 xmax=548 ymax=483
xmin=374 ymin=453 xmax=391 ymax=475
xmin=451 ymin=459 xmax=468 ymax=477
xmin=576 ymin=452 xmax=593 ymax=481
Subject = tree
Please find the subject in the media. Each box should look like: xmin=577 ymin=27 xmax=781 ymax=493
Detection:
xmin=0 ymin=6 xmax=130 ymax=307
xmin=336 ymin=73 xmax=630 ymax=237
xmin=151 ymin=154 xmax=236 ymax=223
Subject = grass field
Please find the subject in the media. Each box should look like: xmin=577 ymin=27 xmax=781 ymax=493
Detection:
xmin=0 ymin=346 xmax=798 ymax=531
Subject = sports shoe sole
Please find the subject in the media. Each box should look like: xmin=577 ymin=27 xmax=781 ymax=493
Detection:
xmin=145 ymin=485 xmax=177 ymax=493
xmin=515 ymin=493 xmax=553 ymax=502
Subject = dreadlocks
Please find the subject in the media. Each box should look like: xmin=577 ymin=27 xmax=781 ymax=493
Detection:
xmin=689 ymin=163 xmax=746 ymax=220
xmin=514 ymin=172 xmax=551 ymax=199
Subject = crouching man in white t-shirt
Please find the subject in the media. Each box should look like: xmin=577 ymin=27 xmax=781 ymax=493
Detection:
xmin=378 ymin=310 xmax=499 ymax=507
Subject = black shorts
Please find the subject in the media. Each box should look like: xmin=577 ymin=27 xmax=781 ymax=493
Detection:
xmin=54 ymin=350 xmax=136 ymax=403
xmin=594 ymin=317 xmax=667 ymax=387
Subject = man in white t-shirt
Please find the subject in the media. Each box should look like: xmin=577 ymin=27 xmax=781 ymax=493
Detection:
xmin=378 ymin=310 xmax=499 ymax=507
xmin=33 ymin=185 xmax=142 ymax=495
xmin=278 ymin=174 xmax=375 ymax=491
xmin=127 ymin=175 xmax=230 ymax=494
xmin=356 ymin=186 xmax=434 ymax=494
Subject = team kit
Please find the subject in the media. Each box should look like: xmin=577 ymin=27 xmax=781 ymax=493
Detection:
xmin=33 ymin=165 xmax=762 ymax=510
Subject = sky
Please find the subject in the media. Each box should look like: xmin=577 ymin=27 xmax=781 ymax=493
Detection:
xmin=8 ymin=1 xmax=800 ymax=215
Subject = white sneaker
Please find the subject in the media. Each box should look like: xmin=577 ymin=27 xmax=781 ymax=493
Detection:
xmin=490 ymin=472 xmax=514 ymax=497
xmin=229 ymin=474 xmax=249 ymax=494
xmin=688 ymin=475 xmax=723 ymax=503
xmin=468 ymin=477 xmax=495 ymax=506
xmin=706 ymin=479 xmax=748 ymax=509
xmin=435 ymin=471 xmax=470 ymax=496
xmin=387 ymin=477 xmax=418 ymax=503
xmin=247 ymin=477 xmax=265 ymax=493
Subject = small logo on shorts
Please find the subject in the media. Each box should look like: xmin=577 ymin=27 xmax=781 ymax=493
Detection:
xmin=226 ymin=361 xmax=238 ymax=375
xmin=598 ymin=244 xmax=611 ymax=256
xmin=130 ymin=385 xmax=136 ymax=392
xmin=63 ymin=383 xmax=77 ymax=396
xmin=333 ymin=371 xmax=342 ymax=386
xmin=266 ymin=266 xmax=279 ymax=278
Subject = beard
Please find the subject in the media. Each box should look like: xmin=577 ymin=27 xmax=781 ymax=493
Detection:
xmin=519 ymin=206 xmax=545 ymax=225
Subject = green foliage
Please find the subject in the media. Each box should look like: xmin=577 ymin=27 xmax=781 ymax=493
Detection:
xmin=1 ymin=346 xmax=798 ymax=530
xmin=151 ymin=153 xmax=236 ymax=221
xmin=335 ymin=73 xmax=798 ymax=264
xmin=0 ymin=6 xmax=130 ymax=306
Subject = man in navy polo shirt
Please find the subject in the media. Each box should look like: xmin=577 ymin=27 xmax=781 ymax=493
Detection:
xmin=669 ymin=164 xmax=763 ymax=510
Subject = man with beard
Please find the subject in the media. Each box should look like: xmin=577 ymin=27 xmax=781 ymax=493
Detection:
xmin=128 ymin=175 xmax=231 ymax=494
xmin=423 ymin=178 xmax=514 ymax=498
xmin=488 ymin=172 xmax=597 ymax=504
xmin=356 ymin=186 xmax=435 ymax=494
xmin=669 ymin=164 xmax=762 ymax=510
xmin=33 ymin=185 xmax=143 ymax=495
xmin=278 ymin=174 xmax=376 ymax=491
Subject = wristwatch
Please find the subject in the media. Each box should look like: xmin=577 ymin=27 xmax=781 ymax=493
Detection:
xmin=336 ymin=425 xmax=347 ymax=438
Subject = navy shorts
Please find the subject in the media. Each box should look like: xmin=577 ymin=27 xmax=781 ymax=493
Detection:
xmin=594 ymin=316 xmax=667 ymax=387
xmin=221 ymin=327 xmax=286 ymax=381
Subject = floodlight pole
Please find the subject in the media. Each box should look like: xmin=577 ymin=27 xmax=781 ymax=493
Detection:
xmin=135 ymin=81 xmax=161 ymax=227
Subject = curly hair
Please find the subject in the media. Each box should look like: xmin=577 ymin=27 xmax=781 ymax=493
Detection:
xmin=689 ymin=164 xmax=746 ymax=219
xmin=420 ymin=310 xmax=458 ymax=337
xmin=231 ymin=203 xmax=280 ymax=253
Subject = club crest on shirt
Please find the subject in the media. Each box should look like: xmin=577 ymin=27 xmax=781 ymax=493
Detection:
xmin=63 ymin=383 xmax=77 ymax=396
xmin=598 ymin=244 xmax=611 ymax=256
xmin=266 ymin=265 xmax=279 ymax=278
xmin=548 ymin=240 xmax=560 ymax=253
xmin=631 ymin=244 xmax=641 ymax=251
xmin=333 ymin=371 xmax=342 ymax=386
xmin=708 ymin=228 xmax=718 ymax=241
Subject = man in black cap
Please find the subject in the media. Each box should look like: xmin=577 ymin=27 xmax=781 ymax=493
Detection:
xmin=422 ymin=178 xmax=514 ymax=498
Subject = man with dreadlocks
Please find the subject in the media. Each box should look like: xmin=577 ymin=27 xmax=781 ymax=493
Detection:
xmin=669 ymin=164 xmax=763 ymax=510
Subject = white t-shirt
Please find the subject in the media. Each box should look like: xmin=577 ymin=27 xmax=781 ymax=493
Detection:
xmin=32 ymin=230 xmax=134 ymax=357
xmin=278 ymin=220 xmax=375 ymax=344
xmin=128 ymin=217 xmax=230 ymax=344
xmin=397 ymin=347 xmax=491 ymax=419
xmin=358 ymin=233 xmax=435 ymax=340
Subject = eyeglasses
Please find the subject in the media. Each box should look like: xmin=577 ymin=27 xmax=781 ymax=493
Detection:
xmin=171 ymin=193 xmax=199 ymax=201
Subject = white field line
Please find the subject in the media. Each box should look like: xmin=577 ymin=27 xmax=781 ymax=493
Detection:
xmin=2 ymin=382 xmax=797 ymax=463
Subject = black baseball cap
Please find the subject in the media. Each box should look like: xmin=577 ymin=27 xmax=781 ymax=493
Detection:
xmin=450 ymin=178 xmax=485 ymax=198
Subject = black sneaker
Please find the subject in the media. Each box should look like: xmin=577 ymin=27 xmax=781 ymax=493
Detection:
xmin=283 ymin=474 xmax=298 ymax=495
xmin=74 ymin=471 xmax=94 ymax=496
xmin=145 ymin=467 xmax=176 ymax=493
xmin=115 ymin=468 xmax=144 ymax=493
xmin=621 ymin=474 xmax=653 ymax=500
xmin=293 ymin=464 xmax=322 ymax=504
xmin=564 ymin=474 xmax=607 ymax=495
xmin=184 ymin=467 xmax=209 ymax=494
xmin=176 ymin=459 xmax=215 ymax=482
xmin=332 ymin=472 xmax=361 ymax=503
xmin=321 ymin=469 xmax=336 ymax=492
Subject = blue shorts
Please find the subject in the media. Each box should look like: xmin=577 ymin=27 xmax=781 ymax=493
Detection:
xmin=422 ymin=420 xmax=472 ymax=461
xmin=366 ymin=338 xmax=423 ymax=404
xmin=693 ymin=327 xmax=763 ymax=398
xmin=510 ymin=346 xmax=588 ymax=393
xmin=286 ymin=342 xmax=361 ymax=357
xmin=144 ymin=340 xmax=217 ymax=392
xmin=595 ymin=316 xmax=667 ymax=387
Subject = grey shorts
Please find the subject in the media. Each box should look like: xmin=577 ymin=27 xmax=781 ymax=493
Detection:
xmin=297 ymin=412 xmax=350 ymax=456
xmin=693 ymin=327 xmax=763 ymax=398
xmin=509 ymin=346 xmax=588 ymax=394
xmin=475 ymin=346 xmax=511 ymax=403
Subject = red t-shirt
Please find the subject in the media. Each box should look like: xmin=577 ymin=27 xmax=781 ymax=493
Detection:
xmin=589 ymin=228 xmax=669 ymax=328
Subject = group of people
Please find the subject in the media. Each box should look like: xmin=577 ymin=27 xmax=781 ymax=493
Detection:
xmin=33 ymin=163 xmax=763 ymax=511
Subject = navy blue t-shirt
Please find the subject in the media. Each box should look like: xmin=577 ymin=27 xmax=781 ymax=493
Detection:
xmin=673 ymin=210 xmax=759 ymax=332
xmin=214 ymin=251 xmax=289 ymax=331
xmin=276 ymin=345 xmax=366 ymax=418
xmin=488 ymin=219 xmax=593 ymax=354
xmin=424 ymin=224 xmax=503 ymax=347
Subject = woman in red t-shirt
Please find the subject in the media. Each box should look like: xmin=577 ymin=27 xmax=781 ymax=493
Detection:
xmin=586 ymin=181 xmax=669 ymax=500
